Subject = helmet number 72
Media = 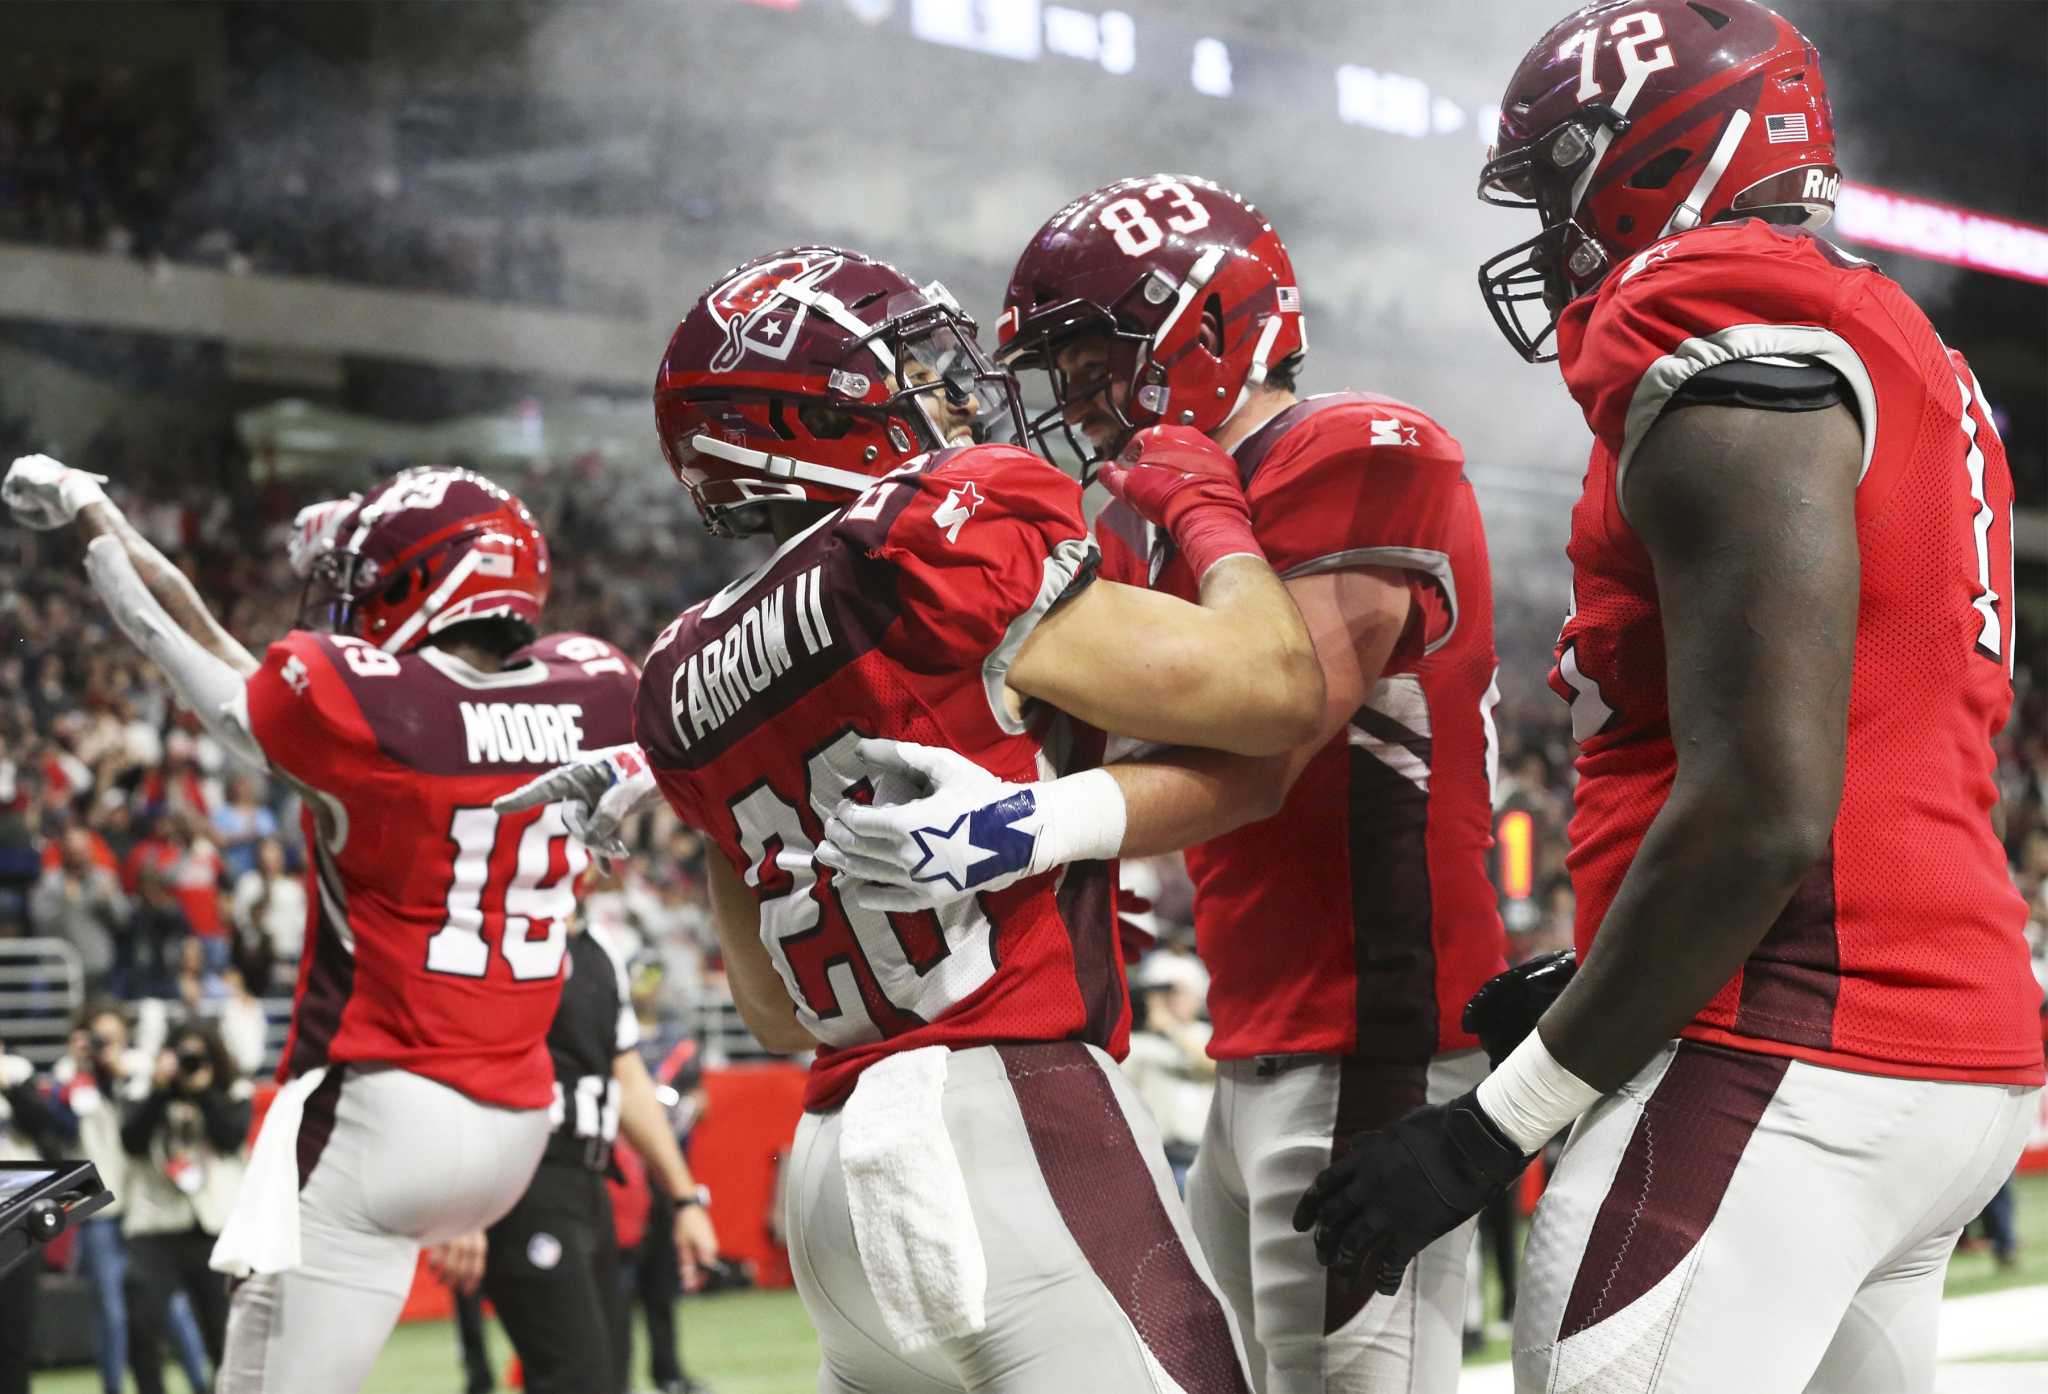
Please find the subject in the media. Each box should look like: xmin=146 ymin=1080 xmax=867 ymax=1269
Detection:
xmin=1560 ymin=11 xmax=1675 ymax=104
xmin=1099 ymin=179 xmax=1213 ymax=258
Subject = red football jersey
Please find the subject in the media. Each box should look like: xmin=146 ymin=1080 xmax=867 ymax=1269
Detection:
xmin=246 ymin=630 xmax=640 ymax=1109
xmin=1142 ymin=395 xmax=1507 ymax=1063
xmin=1555 ymin=218 xmax=2041 ymax=1086
xmin=637 ymin=445 xmax=1128 ymax=1111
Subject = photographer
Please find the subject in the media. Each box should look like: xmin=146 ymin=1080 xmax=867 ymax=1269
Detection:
xmin=1 ymin=1033 xmax=73 ymax=1394
xmin=52 ymin=1003 xmax=211 ymax=1394
xmin=120 ymin=1021 xmax=249 ymax=1394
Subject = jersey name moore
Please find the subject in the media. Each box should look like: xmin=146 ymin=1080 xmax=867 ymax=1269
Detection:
xmin=459 ymin=700 xmax=590 ymax=765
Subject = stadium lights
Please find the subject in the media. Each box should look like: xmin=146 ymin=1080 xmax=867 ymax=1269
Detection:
xmin=809 ymin=0 xmax=2048 ymax=285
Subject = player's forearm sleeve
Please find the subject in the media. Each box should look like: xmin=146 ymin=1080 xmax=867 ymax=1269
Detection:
xmin=85 ymin=536 xmax=264 ymax=767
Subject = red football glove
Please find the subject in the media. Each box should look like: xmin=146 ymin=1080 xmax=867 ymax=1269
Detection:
xmin=1097 ymin=426 xmax=1265 ymax=581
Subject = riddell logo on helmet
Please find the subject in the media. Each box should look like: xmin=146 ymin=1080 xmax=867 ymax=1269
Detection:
xmin=707 ymin=250 xmax=844 ymax=373
xmin=1802 ymin=168 xmax=1841 ymax=203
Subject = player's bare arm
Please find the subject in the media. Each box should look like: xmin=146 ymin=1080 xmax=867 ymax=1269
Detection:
xmin=1003 ymin=424 xmax=1323 ymax=759
xmin=1086 ymin=565 xmax=1412 ymax=857
xmin=614 ymin=1047 xmax=720 ymax=1286
xmin=705 ymin=843 xmax=820 ymax=1055
xmin=1007 ymin=557 xmax=1324 ymax=759
xmin=1530 ymin=397 xmax=1861 ymax=1092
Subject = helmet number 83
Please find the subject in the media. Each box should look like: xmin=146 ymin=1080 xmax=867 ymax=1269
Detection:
xmin=1099 ymin=179 xmax=1212 ymax=257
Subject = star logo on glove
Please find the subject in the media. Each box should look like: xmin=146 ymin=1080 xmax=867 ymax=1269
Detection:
xmin=907 ymin=814 xmax=984 ymax=891
xmin=907 ymin=790 xmax=1038 ymax=891
xmin=932 ymin=482 xmax=984 ymax=544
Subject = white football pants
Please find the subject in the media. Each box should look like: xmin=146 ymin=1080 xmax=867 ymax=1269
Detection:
xmin=787 ymin=1041 xmax=1254 ymax=1394
xmin=1186 ymin=1048 xmax=1488 ymax=1394
xmin=217 ymin=1065 xmax=548 ymax=1394
xmin=1512 ymin=1040 xmax=2038 ymax=1394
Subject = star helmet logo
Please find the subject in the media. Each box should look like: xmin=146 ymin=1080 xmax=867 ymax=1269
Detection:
xmin=706 ymin=251 xmax=844 ymax=373
xmin=932 ymin=481 xmax=985 ymax=544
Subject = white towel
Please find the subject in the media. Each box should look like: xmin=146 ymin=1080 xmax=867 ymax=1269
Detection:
xmin=210 ymin=1067 xmax=325 ymax=1278
xmin=840 ymin=1047 xmax=987 ymax=1353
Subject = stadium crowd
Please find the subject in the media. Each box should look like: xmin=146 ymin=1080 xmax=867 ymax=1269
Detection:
xmin=0 ymin=57 xmax=604 ymax=313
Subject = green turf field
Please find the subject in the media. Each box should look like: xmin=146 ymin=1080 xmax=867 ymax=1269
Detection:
xmin=31 ymin=1172 xmax=2047 ymax=1393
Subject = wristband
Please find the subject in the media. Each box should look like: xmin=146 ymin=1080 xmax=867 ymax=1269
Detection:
xmin=58 ymin=469 xmax=109 ymax=519
xmin=1028 ymin=767 xmax=1127 ymax=872
xmin=1172 ymin=507 xmax=1266 ymax=583
xmin=1474 ymin=1027 xmax=1603 ymax=1154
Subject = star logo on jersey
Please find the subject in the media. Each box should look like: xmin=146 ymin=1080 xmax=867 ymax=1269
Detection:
xmin=907 ymin=790 xmax=1038 ymax=890
xmin=281 ymin=655 xmax=310 ymax=696
xmin=1371 ymin=418 xmax=1420 ymax=447
xmin=932 ymin=481 xmax=985 ymax=544
xmin=1620 ymin=241 xmax=1675 ymax=284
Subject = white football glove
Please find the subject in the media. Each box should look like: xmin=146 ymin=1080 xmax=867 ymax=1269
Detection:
xmin=287 ymin=494 xmax=362 ymax=577
xmin=493 ymin=743 xmax=660 ymax=859
xmin=815 ymin=738 xmax=1126 ymax=914
xmin=4 ymin=454 xmax=108 ymax=530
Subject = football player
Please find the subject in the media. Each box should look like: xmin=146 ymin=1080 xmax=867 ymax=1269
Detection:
xmin=2 ymin=457 xmax=640 ymax=1394
xmin=1292 ymin=3 xmax=2044 ymax=1390
xmin=425 ymin=911 xmax=718 ymax=1394
xmin=498 ymin=245 xmax=1334 ymax=1392
xmin=818 ymin=176 xmax=1510 ymax=1394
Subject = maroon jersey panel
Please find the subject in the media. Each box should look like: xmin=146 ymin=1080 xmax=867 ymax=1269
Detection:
xmin=1156 ymin=395 xmax=1506 ymax=1062
xmin=1555 ymin=218 xmax=2040 ymax=1085
xmin=248 ymin=630 xmax=639 ymax=1108
xmin=637 ymin=446 xmax=1128 ymax=1111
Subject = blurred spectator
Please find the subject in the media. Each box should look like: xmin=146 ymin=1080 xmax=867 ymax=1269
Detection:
xmin=29 ymin=825 xmax=129 ymax=991
xmin=128 ymin=867 xmax=190 ymax=1001
xmin=1121 ymin=951 xmax=1216 ymax=1196
xmin=216 ymin=968 xmax=268 ymax=1080
xmin=46 ymin=1002 xmax=214 ymax=1394
xmin=119 ymin=1020 xmax=249 ymax=1394
xmin=163 ymin=815 xmax=229 ymax=973
xmin=230 ymin=835 xmax=302 ymax=993
xmin=172 ymin=935 xmax=227 ymax=1017
xmin=210 ymin=773 xmax=275 ymax=881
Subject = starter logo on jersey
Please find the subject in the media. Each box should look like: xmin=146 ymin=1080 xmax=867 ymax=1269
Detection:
xmin=1371 ymin=418 xmax=1420 ymax=447
xmin=281 ymin=655 xmax=310 ymax=696
xmin=932 ymin=481 xmax=984 ymax=543
xmin=706 ymin=250 xmax=843 ymax=373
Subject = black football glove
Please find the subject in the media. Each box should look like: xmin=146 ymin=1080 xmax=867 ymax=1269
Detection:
xmin=1462 ymin=949 xmax=1576 ymax=1068
xmin=1291 ymin=1089 xmax=1532 ymax=1295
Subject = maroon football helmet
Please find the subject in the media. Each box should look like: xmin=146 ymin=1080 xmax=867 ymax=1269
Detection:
xmin=306 ymin=466 xmax=551 ymax=652
xmin=998 ymin=175 xmax=1304 ymax=467
xmin=654 ymin=247 xmax=1026 ymax=538
xmin=1479 ymin=0 xmax=1838 ymax=360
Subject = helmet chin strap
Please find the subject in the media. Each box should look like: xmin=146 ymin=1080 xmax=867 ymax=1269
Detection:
xmin=1660 ymin=109 xmax=1753 ymax=237
xmin=1219 ymin=314 xmax=1287 ymax=430
xmin=691 ymin=434 xmax=889 ymax=498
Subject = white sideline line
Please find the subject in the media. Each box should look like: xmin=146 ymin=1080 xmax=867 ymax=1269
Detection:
xmin=1455 ymin=1285 xmax=2048 ymax=1391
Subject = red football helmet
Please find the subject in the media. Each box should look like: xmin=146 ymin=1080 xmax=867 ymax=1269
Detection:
xmin=307 ymin=466 xmax=551 ymax=653
xmin=998 ymin=174 xmax=1304 ymax=466
xmin=655 ymin=246 xmax=1026 ymax=538
xmin=1479 ymin=0 xmax=1838 ymax=360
